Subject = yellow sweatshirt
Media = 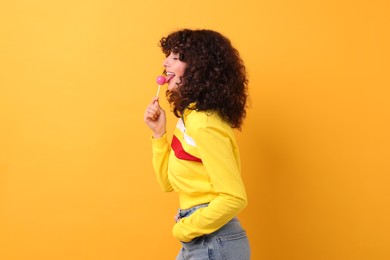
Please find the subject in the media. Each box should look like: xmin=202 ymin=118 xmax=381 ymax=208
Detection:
xmin=151 ymin=108 xmax=247 ymax=242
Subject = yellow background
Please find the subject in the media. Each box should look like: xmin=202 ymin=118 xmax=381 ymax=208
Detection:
xmin=1 ymin=0 xmax=389 ymax=259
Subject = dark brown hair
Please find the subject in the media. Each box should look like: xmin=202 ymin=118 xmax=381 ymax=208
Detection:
xmin=159 ymin=29 xmax=248 ymax=129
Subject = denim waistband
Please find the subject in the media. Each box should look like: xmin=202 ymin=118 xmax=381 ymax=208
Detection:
xmin=175 ymin=203 xmax=209 ymax=222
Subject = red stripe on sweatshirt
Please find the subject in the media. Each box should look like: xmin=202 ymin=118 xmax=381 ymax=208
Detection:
xmin=171 ymin=135 xmax=202 ymax=163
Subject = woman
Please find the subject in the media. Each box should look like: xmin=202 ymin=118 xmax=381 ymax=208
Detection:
xmin=144 ymin=29 xmax=250 ymax=260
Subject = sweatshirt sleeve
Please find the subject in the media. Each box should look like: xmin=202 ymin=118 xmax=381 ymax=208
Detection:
xmin=151 ymin=133 xmax=173 ymax=192
xmin=172 ymin=116 xmax=247 ymax=242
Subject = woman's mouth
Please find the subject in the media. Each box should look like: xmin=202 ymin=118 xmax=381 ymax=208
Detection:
xmin=165 ymin=72 xmax=175 ymax=83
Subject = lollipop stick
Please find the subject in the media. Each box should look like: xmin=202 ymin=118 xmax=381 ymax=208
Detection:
xmin=156 ymin=85 xmax=161 ymax=97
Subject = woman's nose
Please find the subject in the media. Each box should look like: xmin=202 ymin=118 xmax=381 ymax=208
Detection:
xmin=162 ymin=57 xmax=169 ymax=67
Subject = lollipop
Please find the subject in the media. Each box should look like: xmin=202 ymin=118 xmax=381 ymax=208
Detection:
xmin=155 ymin=75 xmax=167 ymax=97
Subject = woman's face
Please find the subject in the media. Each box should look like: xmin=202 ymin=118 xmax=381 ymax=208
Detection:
xmin=163 ymin=52 xmax=187 ymax=92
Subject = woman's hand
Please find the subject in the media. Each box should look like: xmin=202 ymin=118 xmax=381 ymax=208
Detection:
xmin=144 ymin=97 xmax=166 ymax=138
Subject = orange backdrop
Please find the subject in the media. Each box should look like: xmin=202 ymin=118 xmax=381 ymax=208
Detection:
xmin=0 ymin=0 xmax=389 ymax=259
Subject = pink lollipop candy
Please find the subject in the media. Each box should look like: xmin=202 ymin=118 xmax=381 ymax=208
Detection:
xmin=155 ymin=75 xmax=167 ymax=97
xmin=156 ymin=75 xmax=167 ymax=85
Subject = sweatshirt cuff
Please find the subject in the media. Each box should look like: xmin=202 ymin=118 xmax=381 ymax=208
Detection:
xmin=151 ymin=133 xmax=169 ymax=153
xmin=150 ymin=133 xmax=167 ymax=141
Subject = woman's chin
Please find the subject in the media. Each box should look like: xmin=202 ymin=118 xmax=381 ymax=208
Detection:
xmin=167 ymin=84 xmax=179 ymax=92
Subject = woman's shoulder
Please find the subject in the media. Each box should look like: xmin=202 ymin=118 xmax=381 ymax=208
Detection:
xmin=186 ymin=110 xmax=231 ymax=131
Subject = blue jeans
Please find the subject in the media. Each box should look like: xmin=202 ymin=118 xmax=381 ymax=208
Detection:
xmin=175 ymin=204 xmax=250 ymax=260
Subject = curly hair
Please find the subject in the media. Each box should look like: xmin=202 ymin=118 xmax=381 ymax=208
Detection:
xmin=159 ymin=29 xmax=248 ymax=129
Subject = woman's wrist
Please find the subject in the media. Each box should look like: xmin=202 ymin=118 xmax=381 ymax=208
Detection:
xmin=152 ymin=131 xmax=166 ymax=139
